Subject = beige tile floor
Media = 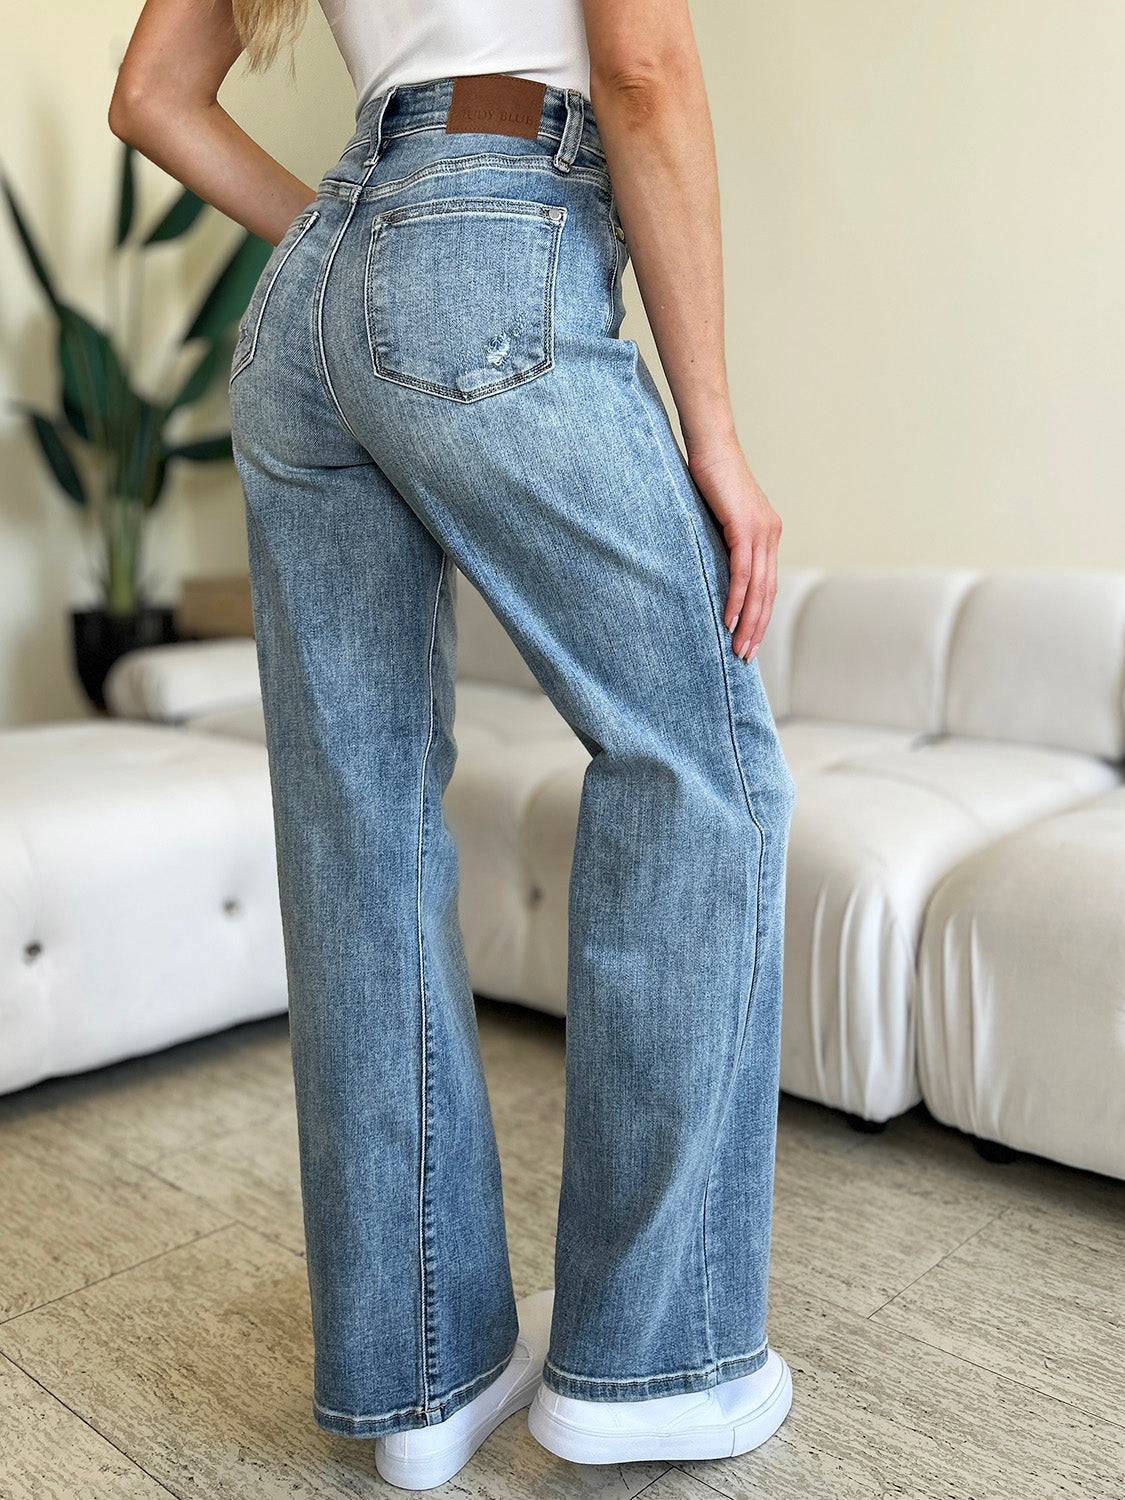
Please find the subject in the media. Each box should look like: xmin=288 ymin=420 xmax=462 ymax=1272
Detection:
xmin=0 ymin=1001 xmax=1122 ymax=1499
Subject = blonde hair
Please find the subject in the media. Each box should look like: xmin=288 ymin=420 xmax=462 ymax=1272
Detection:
xmin=231 ymin=0 xmax=309 ymax=72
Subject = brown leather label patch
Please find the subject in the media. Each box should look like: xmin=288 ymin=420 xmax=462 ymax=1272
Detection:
xmin=445 ymin=74 xmax=547 ymax=140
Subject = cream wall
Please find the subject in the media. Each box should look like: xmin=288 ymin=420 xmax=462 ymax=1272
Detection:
xmin=698 ymin=1 xmax=1125 ymax=571
xmin=2 ymin=2 xmax=1124 ymax=725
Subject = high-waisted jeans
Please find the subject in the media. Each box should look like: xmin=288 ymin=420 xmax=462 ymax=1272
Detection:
xmin=229 ymin=77 xmax=796 ymax=1440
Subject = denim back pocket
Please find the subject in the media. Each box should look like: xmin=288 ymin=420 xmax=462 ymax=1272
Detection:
xmin=229 ymin=208 xmax=320 ymax=388
xmin=364 ymin=197 xmax=566 ymax=403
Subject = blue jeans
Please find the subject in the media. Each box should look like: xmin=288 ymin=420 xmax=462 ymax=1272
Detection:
xmin=229 ymin=77 xmax=796 ymax=1439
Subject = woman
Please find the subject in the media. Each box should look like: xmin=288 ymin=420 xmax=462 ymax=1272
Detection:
xmin=111 ymin=0 xmax=797 ymax=1488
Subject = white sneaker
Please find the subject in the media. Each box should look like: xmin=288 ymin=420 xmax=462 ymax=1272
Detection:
xmin=527 ymin=1349 xmax=792 ymax=1465
xmin=375 ymin=1289 xmax=554 ymax=1491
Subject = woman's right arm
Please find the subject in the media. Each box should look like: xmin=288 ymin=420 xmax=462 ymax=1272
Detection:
xmin=581 ymin=0 xmax=781 ymax=662
xmin=109 ymin=0 xmax=315 ymax=246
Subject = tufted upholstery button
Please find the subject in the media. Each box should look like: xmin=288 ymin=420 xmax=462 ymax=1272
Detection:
xmin=223 ymin=898 xmax=241 ymax=917
xmin=23 ymin=941 xmax=43 ymax=964
xmin=528 ymin=885 xmax=544 ymax=906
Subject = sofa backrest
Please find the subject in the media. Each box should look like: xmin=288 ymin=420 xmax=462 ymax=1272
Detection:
xmin=788 ymin=570 xmax=977 ymax=732
xmin=454 ymin=572 xmax=541 ymax=693
xmin=755 ymin=569 xmax=822 ymax=719
xmin=945 ymin=572 xmax=1125 ymax=760
xmin=107 ymin=568 xmax=1125 ymax=765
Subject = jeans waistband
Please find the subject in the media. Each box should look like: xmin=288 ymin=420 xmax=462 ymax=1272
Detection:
xmin=354 ymin=76 xmax=606 ymax=171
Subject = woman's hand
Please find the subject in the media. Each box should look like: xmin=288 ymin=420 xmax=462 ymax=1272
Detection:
xmin=687 ymin=438 xmax=782 ymax=662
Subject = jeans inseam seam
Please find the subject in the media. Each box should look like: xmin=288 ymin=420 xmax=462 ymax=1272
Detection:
xmin=415 ymin=552 xmax=447 ymax=1412
xmin=544 ymin=1338 xmax=769 ymax=1389
xmin=634 ymin=380 xmax=768 ymax=1373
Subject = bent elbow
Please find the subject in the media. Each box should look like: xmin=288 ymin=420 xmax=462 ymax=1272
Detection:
xmin=108 ymin=73 xmax=160 ymax=145
xmin=590 ymin=57 xmax=683 ymax=129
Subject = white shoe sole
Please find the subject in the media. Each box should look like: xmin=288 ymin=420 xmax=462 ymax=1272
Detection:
xmin=375 ymin=1369 xmax=541 ymax=1491
xmin=374 ymin=1288 xmax=555 ymax=1492
xmin=527 ymin=1358 xmax=793 ymax=1465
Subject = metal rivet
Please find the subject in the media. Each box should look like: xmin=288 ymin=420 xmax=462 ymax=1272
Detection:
xmin=23 ymin=941 xmax=43 ymax=964
xmin=544 ymin=206 xmax=564 ymax=224
xmin=614 ymin=224 xmax=626 ymax=242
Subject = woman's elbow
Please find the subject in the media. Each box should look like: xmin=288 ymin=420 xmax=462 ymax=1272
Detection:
xmin=589 ymin=55 xmax=686 ymax=129
xmin=108 ymin=74 xmax=151 ymax=144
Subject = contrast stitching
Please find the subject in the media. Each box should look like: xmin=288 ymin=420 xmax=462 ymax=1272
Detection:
xmin=368 ymin=118 xmax=608 ymax=163
xmin=634 ymin=382 xmax=769 ymax=1368
xmin=314 ymin=193 xmax=372 ymax=442
xmin=229 ymin=211 xmax=319 ymax=385
xmin=376 ymin=195 xmax=566 ymax=225
xmin=603 ymin=205 xmax=622 ymax=338
xmin=320 ymin=154 xmax=608 ymax=204
xmin=415 ymin=553 xmax=447 ymax=1411
xmin=365 ymin=208 xmax=564 ymax=403
xmin=313 ymin=116 xmax=391 ymax=440
xmin=313 ymin=1340 xmax=515 ymax=1424
xmin=545 ymin=1339 xmax=769 ymax=1388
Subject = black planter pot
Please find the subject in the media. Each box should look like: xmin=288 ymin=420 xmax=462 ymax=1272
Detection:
xmin=72 ymin=605 xmax=178 ymax=711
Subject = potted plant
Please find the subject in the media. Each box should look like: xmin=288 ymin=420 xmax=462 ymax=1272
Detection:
xmin=3 ymin=142 xmax=276 ymax=708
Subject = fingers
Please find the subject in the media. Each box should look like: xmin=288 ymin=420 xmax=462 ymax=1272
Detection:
xmin=728 ymin=518 xmax=781 ymax=662
xmin=732 ymin=541 xmax=768 ymax=660
xmin=724 ymin=538 xmax=752 ymax=636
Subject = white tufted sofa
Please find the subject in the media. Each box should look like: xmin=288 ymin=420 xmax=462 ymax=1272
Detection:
xmin=11 ymin=568 xmax=1124 ymax=1180
xmin=0 ymin=722 xmax=285 ymax=1096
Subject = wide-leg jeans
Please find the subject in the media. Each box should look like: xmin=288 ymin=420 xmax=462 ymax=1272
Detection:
xmin=229 ymin=76 xmax=796 ymax=1439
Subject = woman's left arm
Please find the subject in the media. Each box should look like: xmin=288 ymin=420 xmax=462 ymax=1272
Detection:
xmin=109 ymin=0 xmax=315 ymax=245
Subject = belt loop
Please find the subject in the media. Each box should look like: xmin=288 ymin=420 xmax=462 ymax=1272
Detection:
xmin=553 ymin=89 xmax=585 ymax=174
xmin=365 ymin=86 xmax=397 ymax=168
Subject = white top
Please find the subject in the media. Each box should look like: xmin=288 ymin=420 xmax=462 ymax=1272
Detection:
xmin=316 ymin=0 xmax=592 ymax=115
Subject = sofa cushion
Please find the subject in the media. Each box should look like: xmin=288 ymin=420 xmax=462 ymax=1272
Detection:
xmin=445 ymin=682 xmax=586 ymax=1010
xmin=106 ymin=639 xmax=262 ymax=724
xmin=755 ymin=567 xmax=822 ymax=719
xmin=780 ymin=739 xmax=1119 ymax=1121
xmin=189 ymin=703 xmax=268 ymax=743
xmin=778 ymin=719 xmax=920 ymax=775
xmin=0 ymin=722 xmax=285 ymax=1095
xmin=918 ymin=784 xmax=1125 ymax=1179
xmin=831 ymin=737 xmax=1120 ymax=835
xmin=945 ymin=571 xmax=1125 ymax=760
xmin=454 ymin=571 xmax=541 ymax=693
xmin=789 ymin=569 xmax=976 ymax=732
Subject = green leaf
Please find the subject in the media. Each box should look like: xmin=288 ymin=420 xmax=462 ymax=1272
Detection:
xmin=146 ymin=454 xmax=169 ymax=509
xmin=115 ymin=142 xmax=136 ymax=247
xmin=62 ymin=390 xmax=91 ymax=441
xmin=182 ymin=231 xmax=271 ymax=342
xmin=144 ymin=187 xmax=205 ymax=244
xmin=2 ymin=173 xmax=60 ymax=310
xmin=168 ymin=339 xmax=227 ymax=411
xmin=113 ymin=398 xmax=165 ymax=501
xmin=57 ymin=304 xmax=131 ymax=444
xmin=22 ymin=407 xmax=88 ymax=506
xmin=165 ymin=432 xmax=233 ymax=463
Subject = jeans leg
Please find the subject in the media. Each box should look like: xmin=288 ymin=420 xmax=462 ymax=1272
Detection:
xmin=331 ymin=336 xmax=797 ymax=1402
xmin=233 ymin=429 xmax=518 ymax=1437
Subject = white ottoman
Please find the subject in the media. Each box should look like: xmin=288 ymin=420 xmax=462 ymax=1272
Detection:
xmin=918 ymin=786 xmax=1125 ymax=1180
xmin=0 ymin=722 xmax=286 ymax=1096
